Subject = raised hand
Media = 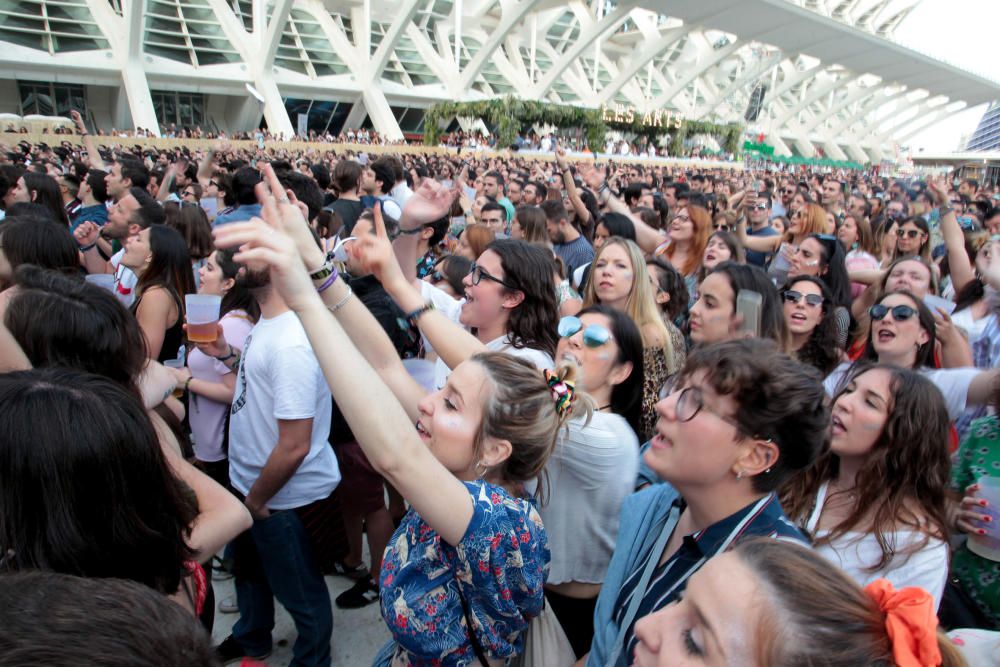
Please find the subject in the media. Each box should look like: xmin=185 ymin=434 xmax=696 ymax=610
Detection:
xmin=74 ymin=220 xmax=100 ymax=246
xmin=555 ymin=146 xmax=569 ymax=172
xmin=399 ymin=179 xmax=458 ymax=231
xmin=577 ymin=162 xmax=605 ymax=191
xmin=925 ymin=177 xmax=948 ymax=207
xmin=70 ymin=110 xmax=86 ymax=133
xmin=252 ymin=163 xmax=326 ymax=272
xmin=352 ymin=203 xmax=407 ymax=292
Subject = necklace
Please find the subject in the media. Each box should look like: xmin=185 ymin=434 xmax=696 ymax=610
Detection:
xmin=596 ymin=404 xmax=611 ymax=412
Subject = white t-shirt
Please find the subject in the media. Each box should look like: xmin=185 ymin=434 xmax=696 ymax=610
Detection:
xmin=539 ymin=412 xmax=639 ymax=585
xmin=824 ymin=362 xmax=979 ymax=421
xmin=807 ymin=482 xmax=948 ymax=608
xmin=420 ymin=280 xmax=554 ymax=389
xmin=110 ymin=248 xmax=137 ymax=307
xmin=228 ymin=310 xmax=340 ymax=510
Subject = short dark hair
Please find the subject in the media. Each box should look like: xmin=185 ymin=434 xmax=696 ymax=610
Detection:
xmin=0 ymin=571 xmax=219 ymax=666
xmin=231 ymin=166 xmax=261 ymax=206
xmin=278 ymin=170 xmax=324 ymax=222
xmin=310 ymin=163 xmax=331 ymax=190
xmin=485 ymin=170 xmax=505 ymax=190
xmin=678 ymin=338 xmax=828 ymax=493
xmin=540 ymin=198 xmax=567 ymax=223
xmin=85 ymin=168 xmax=110 ymax=203
xmin=370 ymin=158 xmax=396 ymax=194
xmin=116 ymin=155 xmax=149 ymax=190
xmin=480 ymin=201 xmax=505 ymax=218
xmin=129 ymin=186 xmax=166 ymax=228
xmin=598 ymin=212 xmax=637 ymax=241
xmin=624 ymin=182 xmax=651 ymax=207
xmin=527 ymin=180 xmax=548 ymax=200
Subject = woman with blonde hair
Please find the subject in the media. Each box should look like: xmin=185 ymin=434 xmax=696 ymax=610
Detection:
xmin=584 ymin=237 xmax=682 ymax=440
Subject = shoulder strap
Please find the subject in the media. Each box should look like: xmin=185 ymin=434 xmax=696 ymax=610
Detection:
xmin=607 ymin=503 xmax=680 ymax=666
xmin=456 ymin=582 xmax=491 ymax=667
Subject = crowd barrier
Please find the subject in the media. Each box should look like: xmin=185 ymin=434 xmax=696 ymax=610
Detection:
xmin=5 ymin=132 xmax=744 ymax=171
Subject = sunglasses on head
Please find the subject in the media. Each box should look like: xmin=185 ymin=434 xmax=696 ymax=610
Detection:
xmin=869 ymin=304 xmax=918 ymax=322
xmin=783 ymin=290 xmax=823 ymax=307
xmin=557 ymin=316 xmax=614 ymax=348
xmin=896 ymin=228 xmax=921 ymax=239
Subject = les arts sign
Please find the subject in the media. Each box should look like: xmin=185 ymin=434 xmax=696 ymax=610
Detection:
xmin=600 ymin=104 xmax=684 ymax=129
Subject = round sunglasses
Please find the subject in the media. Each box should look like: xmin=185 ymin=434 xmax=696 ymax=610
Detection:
xmin=783 ymin=290 xmax=823 ymax=307
xmin=895 ymin=228 xmax=922 ymax=239
xmin=557 ymin=316 xmax=614 ymax=348
xmin=869 ymin=304 xmax=917 ymax=322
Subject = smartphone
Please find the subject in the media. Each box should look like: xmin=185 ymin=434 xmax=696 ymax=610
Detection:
xmin=736 ymin=290 xmax=763 ymax=338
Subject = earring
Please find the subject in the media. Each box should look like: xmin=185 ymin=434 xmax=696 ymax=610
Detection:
xmin=735 ymin=470 xmax=744 ymax=480
xmin=764 ymin=467 xmax=772 ymax=474
xmin=475 ymin=460 xmax=488 ymax=478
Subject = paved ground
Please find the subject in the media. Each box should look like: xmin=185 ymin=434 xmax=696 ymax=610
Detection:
xmin=210 ymin=554 xmax=391 ymax=666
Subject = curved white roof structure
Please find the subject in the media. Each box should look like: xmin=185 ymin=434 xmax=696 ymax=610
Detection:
xmin=0 ymin=0 xmax=996 ymax=161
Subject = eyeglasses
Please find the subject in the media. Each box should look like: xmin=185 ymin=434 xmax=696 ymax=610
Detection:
xmin=751 ymin=202 xmax=768 ymax=210
xmin=469 ymin=262 xmax=513 ymax=288
xmin=869 ymin=304 xmax=918 ymax=322
xmin=663 ymin=384 xmax=742 ymax=429
xmin=673 ymin=214 xmax=691 ymax=222
xmin=182 ymin=190 xmax=196 ymax=198
xmin=782 ymin=189 xmax=795 ymax=195
xmin=783 ymin=290 xmax=824 ymax=307
xmin=957 ymin=216 xmax=977 ymax=229
xmin=209 ymin=180 xmax=220 ymax=188
xmin=430 ymin=270 xmax=446 ymax=283
xmin=557 ymin=316 xmax=614 ymax=348
xmin=713 ymin=224 xmax=731 ymax=232
xmin=895 ymin=228 xmax=921 ymax=239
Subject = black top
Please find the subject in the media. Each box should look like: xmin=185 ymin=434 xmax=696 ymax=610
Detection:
xmin=325 ymin=198 xmax=365 ymax=235
xmin=132 ymin=286 xmax=184 ymax=363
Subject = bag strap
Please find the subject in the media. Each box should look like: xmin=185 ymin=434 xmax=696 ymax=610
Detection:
xmin=456 ymin=578 xmax=491 ymax=667
xmin=607 ymin=503 xmax=681 ymax=666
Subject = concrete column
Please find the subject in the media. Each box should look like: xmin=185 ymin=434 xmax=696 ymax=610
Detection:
xmin=361 ymin=86 xmax=403 ymax=141
xmin=120 ymin=61 xmax=161 ymax=136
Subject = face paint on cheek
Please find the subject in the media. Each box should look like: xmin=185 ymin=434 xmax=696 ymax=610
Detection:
xmin=594 ymin=351 xmax=613 ymax=361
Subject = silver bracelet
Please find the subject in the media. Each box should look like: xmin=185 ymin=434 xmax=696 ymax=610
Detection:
xmin=327 ymin=286 xmax=353 ymax=314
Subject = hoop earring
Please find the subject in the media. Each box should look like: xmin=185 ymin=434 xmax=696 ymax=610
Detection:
xmin=475 ymin=460 xmax=488 ymax=479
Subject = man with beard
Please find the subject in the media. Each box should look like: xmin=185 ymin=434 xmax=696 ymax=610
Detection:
xmin=542 ymin=198 xmax=593 ymax=276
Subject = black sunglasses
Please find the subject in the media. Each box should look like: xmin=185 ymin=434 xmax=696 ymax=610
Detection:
xmin=895 ymin=228 xmax=921 ymax=239
xmin=783 ymin=290 xmax=823 ymax=307
xmin=869 ymin=304 xmax=918 ymax=322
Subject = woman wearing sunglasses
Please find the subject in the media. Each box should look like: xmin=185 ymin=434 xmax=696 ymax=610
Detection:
xmin=541 ymin=306 xmax=643 ymax=658
xmin=582 ymin=237 xmax=681 ymax=441
xmin=782 ymin=277 xmax=840 ymax=377
xmin=786 ymin=233 xmax=852 ymax=348
xmin=825 ymin=291 xmax=999 ymax=423
xmin=892 ymin=216 xmax=933 ymax=264
xmin=582 ymin=338 xmax=829 ymax=667
xmin=783 ymin=363 xmax=953 ymax=608
xmin=422 ymin=254 xmax=472 ymax=299
xmin=736 ymin=201 xmax=827 ymax=260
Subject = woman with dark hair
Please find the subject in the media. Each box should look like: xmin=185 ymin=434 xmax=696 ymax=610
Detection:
xmin=423 ymin=253 xmax=472 ymax=298
xmin=121 ymin=224 xmax=196 ymax=361
xmin=688 ymin=262 xmax=791 ymax=350
xmin=786 ymin=233 xmax=852 ymax=347
xmin=631 ymin=539 xmax=964 ymax=667
xmin=9 ymin=171 xmax=70 ymax=227
xmin=0 ymin=367 xmax=249 ymax=621
xmin=783 ymin=364 xmax=952 ymax=607
xmin=542 ymin=304 xmax=643 ymax=657
xmin=585 ymin=339 xmax=829 ymax=666
xmin=825 ymin=290 xmax=999 ymax=423
xmin=0 ymin=218 xmax=79 ymax=302
xmin=697 ymin=230 xmax=744 ymax=287
xmin=645 ymin=257 xmax=689 ymax=331
xmin=167 ymin=247 xmax=258 ymax=486
xmin=164 ymin=200 xmax=214 ymax=286
xmin=893 ymin=215 xmax=933 ymax=263
xmin=781 ymin=276 xmax=840 ymax=377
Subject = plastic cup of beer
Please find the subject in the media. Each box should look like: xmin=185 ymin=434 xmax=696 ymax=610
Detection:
xmin=185 ymin=294 xmax=222 ymax=343
xmin=164 ymin=358 xmax=185 ymax=398
xmin=969 ymin=476 xmax=1000 ymax=562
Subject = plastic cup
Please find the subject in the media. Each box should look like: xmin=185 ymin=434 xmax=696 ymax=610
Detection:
xmin=185 ymin=294 xmax=222 ymax=343
xmin=85 ymin=273 xmax=115 ymax=293
xmin=968 ymin=476 xmax=1000 ymax=562
xmin=923 ymin=294 xmax=956 ymax=316
xmin=164 ymin=358 xmax=185 ymax=398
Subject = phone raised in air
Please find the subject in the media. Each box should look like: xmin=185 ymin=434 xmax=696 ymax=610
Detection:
xmin=736 ymin=290 xmax=763 ymax=338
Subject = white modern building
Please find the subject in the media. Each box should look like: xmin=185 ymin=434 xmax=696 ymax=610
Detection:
xmin=1 ymin=0 xmax=997 ymax=161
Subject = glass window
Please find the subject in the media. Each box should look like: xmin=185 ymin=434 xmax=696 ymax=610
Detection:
xmin=150 ymin=90 xmax=206 ymax=129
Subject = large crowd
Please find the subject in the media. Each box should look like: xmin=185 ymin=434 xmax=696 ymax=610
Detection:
xmin=0 ymin=111 xmax=999 ymax=667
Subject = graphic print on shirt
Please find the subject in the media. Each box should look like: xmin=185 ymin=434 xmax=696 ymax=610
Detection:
xmin=230 ymin=333 xmax=252 ymax=415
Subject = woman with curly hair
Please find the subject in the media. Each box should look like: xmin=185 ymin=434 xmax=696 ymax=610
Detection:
xmin=781 ymin=276 xmax=840 ymax=377
xmin=783 ymin=363 xmax=955 ymax=606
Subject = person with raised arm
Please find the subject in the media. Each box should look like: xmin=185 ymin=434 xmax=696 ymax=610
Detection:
xmin=213 ymin=166 xmax=588 ymax=666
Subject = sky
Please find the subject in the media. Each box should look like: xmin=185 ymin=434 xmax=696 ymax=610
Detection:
xmin=891 ymin=0 xmax=998 ymax=152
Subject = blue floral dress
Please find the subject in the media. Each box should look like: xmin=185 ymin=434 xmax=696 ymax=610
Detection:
xmin=374 ymin=480 xmax=549 ymax=666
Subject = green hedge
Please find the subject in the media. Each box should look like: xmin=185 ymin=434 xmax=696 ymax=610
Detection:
xmin=423 ymin=96 xmax=743 ymax=154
